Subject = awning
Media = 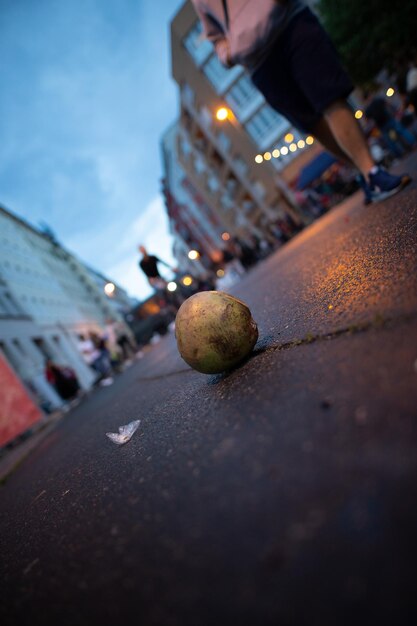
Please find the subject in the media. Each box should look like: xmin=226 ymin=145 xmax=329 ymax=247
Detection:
xmin=296 ymin=152 xmax=337 ymax=190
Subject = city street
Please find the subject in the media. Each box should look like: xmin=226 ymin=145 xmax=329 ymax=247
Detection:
xmin=1 ymin=155 xmax=417 ymax=626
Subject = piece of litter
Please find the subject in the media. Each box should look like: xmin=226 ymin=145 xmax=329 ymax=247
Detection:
xmin=106 ymin=419 xmax=140 ymax=445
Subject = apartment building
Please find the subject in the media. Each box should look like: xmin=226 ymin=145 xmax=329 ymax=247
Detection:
xmin=161 ymin=122 xmax=227 ymax=271
xmin=0 ymin=204 xmax=133 ymax=411
xmin=168 ymin=1 xmax=321 ymax=250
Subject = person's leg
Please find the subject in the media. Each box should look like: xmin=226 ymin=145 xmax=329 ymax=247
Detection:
xmin=252 ymin=8 xmax=411 ymax=203
xmin=322 ymin=100 xmax=375 ymax=177
xmin=310 ymin=116 xmax=354 ymax=166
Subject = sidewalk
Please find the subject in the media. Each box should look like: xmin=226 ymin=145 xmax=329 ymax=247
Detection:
xmin=0 ymin=411 xmax=63 ymax=484
xmin=1 ymin=155 xmax=416 ymax=626
xmin=0 ymin=357 xmax=142 ymax=483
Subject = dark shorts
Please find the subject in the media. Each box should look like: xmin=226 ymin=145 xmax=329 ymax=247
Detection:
xmin=251 ymin=8 xmax=354 ymax=133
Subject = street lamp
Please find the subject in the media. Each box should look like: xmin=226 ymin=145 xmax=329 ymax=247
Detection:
xmin=216 ymin=107 xmax=229 ymax=121
xmin=104 ymin=282 xmax=115 ymax=296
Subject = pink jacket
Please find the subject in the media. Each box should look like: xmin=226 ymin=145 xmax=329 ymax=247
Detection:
xmin=191 ymin=0 xmax=305 ymax=71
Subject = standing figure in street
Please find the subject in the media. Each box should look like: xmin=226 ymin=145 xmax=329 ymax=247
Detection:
xmin=406 ymin=60 xmax=417 ymax=113
xmin=191 ymin=0 xmax=411 ymax=204
xmin=45 ymin=359 xmax=80 ymax=402
xmin=364 ymin=92 xmax=416 ymax=158
xmin=138 ymin=245 xmax=183 ymax=310
xmin=77 ymin=334 xmax=114 ymax=386
xmin=138 ymin=245 xmax=176 ymax=292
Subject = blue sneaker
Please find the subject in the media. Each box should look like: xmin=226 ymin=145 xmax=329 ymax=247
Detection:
xmin=368 ymin=167 xmax=411 ymax=203
xmin=357 ymin=174 xmax=372 ymax=205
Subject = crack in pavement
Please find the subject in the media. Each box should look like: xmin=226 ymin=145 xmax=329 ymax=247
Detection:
xmin=136 ymin=310 xmax=417 ymax=382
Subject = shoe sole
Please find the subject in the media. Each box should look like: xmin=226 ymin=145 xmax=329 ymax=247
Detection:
xmin=369 ymin=175 xmax=412 ymax=203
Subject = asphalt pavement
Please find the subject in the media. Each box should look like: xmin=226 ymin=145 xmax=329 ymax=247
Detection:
xmin=1 ymin=154 xmax=417 ymax=626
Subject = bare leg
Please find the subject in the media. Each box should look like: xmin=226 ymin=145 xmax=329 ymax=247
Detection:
xmin=323 ymin=99 xmax=375 ymax=178
xmin=311 ymin=117 xmax=355 ymax=167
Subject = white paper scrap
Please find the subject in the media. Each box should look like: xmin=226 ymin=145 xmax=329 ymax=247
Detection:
xmin=106 ymin=419 xmax=141 ymax=445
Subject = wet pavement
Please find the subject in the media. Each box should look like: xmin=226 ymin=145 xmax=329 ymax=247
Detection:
xmin=1 ymin=156 xmax=417 ymax=626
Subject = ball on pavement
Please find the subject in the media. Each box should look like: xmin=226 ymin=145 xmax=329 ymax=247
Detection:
xmin=175 ymin=290 xmax=258 ymax=374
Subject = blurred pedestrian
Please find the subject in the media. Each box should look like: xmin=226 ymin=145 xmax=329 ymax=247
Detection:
xmin=221 ymin=245 xmax=246 ymax=278
xmin=45 ymin=359 xmax=80 ymax=401
xmin=406 ymin=61 xmax=417 ymax=112
xmin=138 ymin=245 xmax=176 ymax=291
xmin=138 ymin=245 xmax=183 ymax=310
xmin=78 ymin=333 xmax=114 ymax=386
xmin=364 ymin=92 xmax=416 ymax=158
xmin=191 ymin=0 xmax=411 ymax=204
xmin=115 ymin=323 xmax=137 ymax=361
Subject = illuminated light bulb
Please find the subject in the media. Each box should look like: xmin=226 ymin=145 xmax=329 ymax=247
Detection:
xmin=188 ymin=250 xmax=200 ymax=260
xmin=104 ymin=282 xmax=115 ymax=296
xmin=284 ymin=133 xmax=294 ymax=143
xmin=216 ymin=107 xmax=229 ymax=121
xmin=386 ymin=87 xmax=395 ymax=97
xmin=280 ymin=146 xmax=289 ymax=155
xmin=221 ymin=232 xmax=230 ymax=241
xmin=263 ymin=151 xmax=272 ymax=160
xmin=167 ymin=281 xmax=177 ymax=292
xmin=216 ymin=269 xmax=225 ymax=277
xmin=306 ymin=136 xmax=314 ymax=145
xmin=289 ymin=143 xmax=297 ymax=152
xmin=297 ymin=140 xmax=305 ymax=149
xmin=255 ymin=154 xmax=263 ymax=164
xmin=272 ymin=149 xmax=280 ymax=158
xmin=182 ymin=276 xmax=193 ymax=286
xmin=355 ymin=109 xmax=363 ymax=119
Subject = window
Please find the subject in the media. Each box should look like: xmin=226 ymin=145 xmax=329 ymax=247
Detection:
xmin=179 ymin=136 xmax=192 ymax=157
xmin=194 ymin=154 xmax=206 ymax=174
xmin=0 ymin=341 xmax=21 ymax=373
xmin=203 ymin=54 xmax=241 ymax=93
xmin=183 ymin=21 xmax=212 ymax=66
xmin=226 ymin=74 xmax=263 ymax=120
xmin=0 ymin=290 xmax=25 ymax=316
xmin=181 ymin=82 xmax=195 ymax=108
xmin=245 ymin=105 xmax=289 ymax=149
xmin=220 ymin=192 xmax=234 ymax=210
xmin=200 ymin=106 xmax=213 ymax=129
xmin=233 ymin=156 xmax=248 ymax=177
xmin=207 ymin=174 xmax=220 ymax=193
xmin=217 ymin=131 xmax=231 ymax=152
xmin=33 ymin=338 xmax=53 ymax=359
xmin=253 ymin=181 xmax=266 ymax=200
xmin=13 ymin=339 xmax=27 ymax=356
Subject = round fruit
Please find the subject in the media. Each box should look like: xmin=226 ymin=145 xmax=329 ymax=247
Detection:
xmin=175 ymin=291 xmax=258 ymax=374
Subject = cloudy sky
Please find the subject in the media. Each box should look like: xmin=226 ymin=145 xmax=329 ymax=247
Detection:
xmin=0 ymin=0 xmax=185 ymax=300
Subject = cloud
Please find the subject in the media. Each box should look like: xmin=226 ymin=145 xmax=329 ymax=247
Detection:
xmin=0 ymin=0 xmax=182 ymax=303
xmin=67 ymin=194 xmax=176 ymax=301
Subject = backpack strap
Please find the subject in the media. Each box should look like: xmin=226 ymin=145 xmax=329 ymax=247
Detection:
xmin=221 ymin=0 xmax=229 ymax=30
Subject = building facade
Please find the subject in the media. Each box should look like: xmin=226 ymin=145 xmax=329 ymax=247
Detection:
xmin=0 ymin=205 xmax=133 ymax=413
xmin=161 ymin=122 xmax=226 ymax=273
xmin=167 ymin=1 xmax=322 ymax=254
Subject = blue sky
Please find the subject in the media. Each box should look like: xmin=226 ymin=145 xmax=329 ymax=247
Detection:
xmin=0 ymin=0 xmax=184 ymax=299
